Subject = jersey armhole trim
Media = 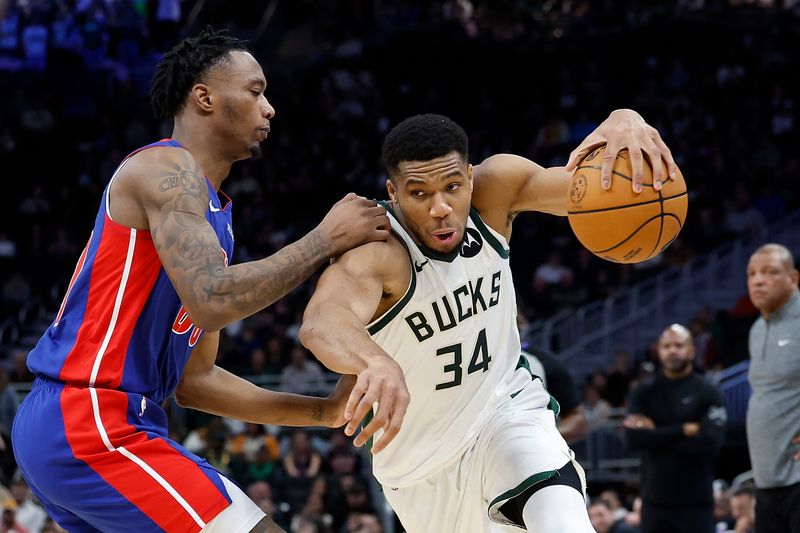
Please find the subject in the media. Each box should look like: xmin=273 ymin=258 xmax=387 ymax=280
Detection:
xmin=366 ymin=230 xmax=416 ymax=336
xmin=469 ymin=208 xmax=510 ymax=259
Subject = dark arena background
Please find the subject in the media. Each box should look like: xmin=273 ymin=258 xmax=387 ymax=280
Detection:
xmin=1 ymin=1 xmax=799 ymax=532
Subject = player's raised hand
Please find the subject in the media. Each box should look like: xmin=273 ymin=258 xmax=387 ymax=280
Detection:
xmin=317 ymin=193 xmax=390 ymax=257
xmin=343 ymin=355 xmax=410 ymax=454
xmin=565 ymin=109 xmax=679 ymax=193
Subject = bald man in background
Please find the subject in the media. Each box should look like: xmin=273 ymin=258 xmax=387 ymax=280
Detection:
xmin=746 ymin=243 xmax=800 ymax=533
xmin=625 ymin=324 xmax=727 ymax=533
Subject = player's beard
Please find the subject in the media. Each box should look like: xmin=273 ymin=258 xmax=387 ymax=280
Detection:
xmin=249 ymin=144 xmax=263 ymax=159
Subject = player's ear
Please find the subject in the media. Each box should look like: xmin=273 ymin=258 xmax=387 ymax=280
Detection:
xmin=467 ymin=164 xmax=473 ymax=186
xmin=386 ymin=178 xmax=397 ymax=202
xmin=190 ymin=83 xmax=213 ymax=113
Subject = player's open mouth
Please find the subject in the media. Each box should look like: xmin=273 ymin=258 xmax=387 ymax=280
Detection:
xmin=433 ymin=230 xmax=457 ymax=244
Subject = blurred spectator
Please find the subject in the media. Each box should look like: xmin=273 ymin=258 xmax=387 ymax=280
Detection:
xmin=745 ymin=244 xmax=800 ymax=533
xmin=604 ymin=351 xmax=634 ymax=408
xmin=2 ymin=276 xmax=31 ymax=319
xmin=279 ymin=347 xmax=326 ymax=395
xmin=183 ymin=416 xmax=226 ymax=454
xmin=588 ymin=500 xmax=637 ymax=533
xmin=533 ymin=252 xmax=575 ymax=313
xmin=282 ymin=429 xmax=322 ymax=515
xmin=729 ymin=485 xmax=756 ymax=533
xmin=344 ymin=512 xmax=383 ymax=533
xmin=242 ymin=444 xmax=284 ymax=489
xmin=713 ymin=479 xmax=735 ymax=531
xmin=7 ymin=350 xmax=33 ymax=384
xmin=229 ymin=423 xmax=281 ymax=463
xmin=153 ymin=0 xmax=181 ymax=50
xmin=8 ymin=480 xmax=45 ymax=533
xmin=18 ymin=187 xmax=50 ymax=216
xmin=583 ymin=382 xmax=612 ymax=432
xmin=724 ymin=186 xmax=766 ymax=241
xmin=623 ymin=496 xmax=642 ymax=530
xmin=247 ymin=481 xmax=288 ymax=530
xmin=325 ymin=445 xmax=368 ymax=530
xmin=600 ymin=489 xmax=630 ymax=523
xmin=0 ymin=234 xmax=16 ymax=259
xmin=21 ymin=16 xmax=48 ymax=71
xmin=290 ymin=491 xmax=332 ymax=533
xmin=0 ymin=370 xmax=19 ymax=437
xmin=0 ymin=497 xmax=28 ymax=533
xmin=341 ymin=480 xmax=373 ymax=520
xmin=625 ymin=324 xmax=727 ymax=533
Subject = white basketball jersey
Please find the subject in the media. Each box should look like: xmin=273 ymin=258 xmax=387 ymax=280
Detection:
xmin=367 ymin=205 xmax=549 ymax=488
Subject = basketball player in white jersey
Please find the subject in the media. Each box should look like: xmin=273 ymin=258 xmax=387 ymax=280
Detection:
xmin=299 ymin=110 xmax=679 ymax=532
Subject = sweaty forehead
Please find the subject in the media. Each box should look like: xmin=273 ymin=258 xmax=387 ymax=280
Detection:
xmin=396 ymin=153 xmax=466 ymax=181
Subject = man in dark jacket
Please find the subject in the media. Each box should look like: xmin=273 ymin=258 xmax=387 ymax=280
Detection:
xmin=625 ymin=324 xmax=727 ymax=533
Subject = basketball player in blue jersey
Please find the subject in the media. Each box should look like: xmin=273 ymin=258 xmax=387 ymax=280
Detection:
xmin=11 ymin=28 xmax=389 ymax=533
xmin=300 ymin=112 xmax=679 ymax=532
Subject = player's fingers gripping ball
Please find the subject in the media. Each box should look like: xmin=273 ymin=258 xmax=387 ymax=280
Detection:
xmin=567 ymin=146 xmax=687 ymax=263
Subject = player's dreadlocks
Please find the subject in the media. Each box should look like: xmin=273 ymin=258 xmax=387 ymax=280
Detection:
xmin=150 ymin=27 xmax=249 ymax=119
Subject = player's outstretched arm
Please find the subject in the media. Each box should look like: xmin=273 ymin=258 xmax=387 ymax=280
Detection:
xmin=471 ymin=109 xmax=679 ymax=240
xmin=129 ymin=148 xmax=389 ymax=331
xmin=299 ymin=239 xmax=411 ymax=453
xmin=175 ymin=330 xmax=356 ymax=428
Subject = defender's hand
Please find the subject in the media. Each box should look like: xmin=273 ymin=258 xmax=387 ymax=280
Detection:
xmin=565 ymin=109 xmax=679 ymax=193
xmin=324 ymin=374 xmax=357 ymax=428
xmin=344 ymin=355 xmax=410 ymax=454
xmin=317 ymin=193 xmax=390 ymax=257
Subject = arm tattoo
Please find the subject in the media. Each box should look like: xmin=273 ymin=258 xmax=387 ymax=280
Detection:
xmin=158 ymin=169 xmax=201 ymax=192
xmin=312 ymin=403 xmax=324 ymax=422
xmin=150 ymin=151 xmax=333 ymax=328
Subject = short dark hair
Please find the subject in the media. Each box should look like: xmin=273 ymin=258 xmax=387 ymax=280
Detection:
xmin=150 ymin=27 xmax=249 ymax=119
xmin=382 ymin=114 xmax=468 ymax=178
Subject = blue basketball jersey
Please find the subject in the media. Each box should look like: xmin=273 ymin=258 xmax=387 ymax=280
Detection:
xmin=26 ymin=139 xmax=234 ymax=404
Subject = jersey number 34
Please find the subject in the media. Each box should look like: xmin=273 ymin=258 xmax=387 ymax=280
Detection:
xmin=435 ymin=328 xmax=491 ymax=391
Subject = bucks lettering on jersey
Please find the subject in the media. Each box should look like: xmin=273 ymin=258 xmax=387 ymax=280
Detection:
xmin=367 ymin=205 xmax=549 ymax=488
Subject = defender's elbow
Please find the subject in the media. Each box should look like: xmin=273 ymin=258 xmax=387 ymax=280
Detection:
xmin=181 ymin=304 xmax=225 ymax=333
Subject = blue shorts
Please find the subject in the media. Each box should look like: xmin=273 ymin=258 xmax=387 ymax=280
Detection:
xmin=12 ymin=377 xmax=232 ymax=533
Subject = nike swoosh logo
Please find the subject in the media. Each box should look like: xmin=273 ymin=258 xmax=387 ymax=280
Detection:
xmin=414 ymin=259 xmax=429 ymax=272
xmin=209 ymin=200 xmax=220 ymax=212
xmin=778 ymin=339 xmax=791 ymax=347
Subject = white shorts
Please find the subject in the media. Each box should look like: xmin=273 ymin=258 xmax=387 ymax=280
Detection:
xmin=201 ymin=475 xmax=266 ymax=533
xmin=383 ymin=382 xmax=585 ymax=533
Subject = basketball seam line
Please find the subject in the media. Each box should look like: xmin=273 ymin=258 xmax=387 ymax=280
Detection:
xmin=567 ymin=191 xmax=687 ymax=215
xmin=593 ymin=212 xmax=683 ymax=254
xmin=646 ymin=188 xmax=666 ymax=260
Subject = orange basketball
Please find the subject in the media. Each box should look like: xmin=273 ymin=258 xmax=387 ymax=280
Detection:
xmin=567 ymin=146 xmax=687 ymax=264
